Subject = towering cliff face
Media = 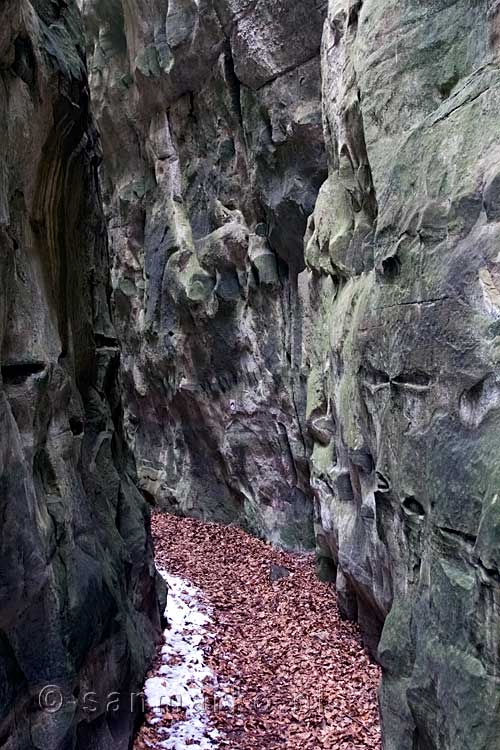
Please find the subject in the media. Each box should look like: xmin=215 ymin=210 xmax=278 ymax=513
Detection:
xmin=80 ymin=0 xmax=500 ymax=747
xmin=80 ymin=0 xmax=328 ymax=548
xmin=0 ymin=3 xmax=162 ymax=748
xmin=305 ymin=1 xmax=500 ymax=748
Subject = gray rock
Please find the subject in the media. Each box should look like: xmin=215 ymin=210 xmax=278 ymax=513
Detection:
xmin=76 ymin=0 xmax=500 ymax=747
xmin=270 ymin=563 xmax=291 ymax=582
xmin=80 ymin=0 xmax=328 ymax=550
xmin=304 ymin=1 xmax=500 ymax=748
xmin=0 ymin=3 xmax=163 ymax=748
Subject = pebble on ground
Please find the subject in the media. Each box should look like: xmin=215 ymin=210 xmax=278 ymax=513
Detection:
xmin=135 ymin=513 xmax=381 ymax=750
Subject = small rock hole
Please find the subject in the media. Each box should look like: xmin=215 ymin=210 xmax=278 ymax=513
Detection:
xmin=381 ymin=255 xmax=401 ymax=280
xmin=402 ymin=496 xmax=425 ymax=519
xmin=69 ymin=417 xmax=84 ymax=437
xmin=392 ymin=371 xmax=432 ymax=388
xmin=1 ymin=361 xmax=45 ymax=385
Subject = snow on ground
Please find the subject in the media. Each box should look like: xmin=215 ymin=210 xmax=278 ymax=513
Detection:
xmin=151 ymin=514 xmax=381 ymax=750
xmin=143 ymin=572 xmax=220 ymax=750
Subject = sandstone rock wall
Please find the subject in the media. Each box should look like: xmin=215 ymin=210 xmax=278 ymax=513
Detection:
xmin=305 ymin=1 xmax=500 ymax=748
xmin=81 ymin=0 xmax=500 ymax=747
xmin=80 ymin=0 xmax=328 ymax=549
xmin=0 ymin=3 xmax=162 ymax=748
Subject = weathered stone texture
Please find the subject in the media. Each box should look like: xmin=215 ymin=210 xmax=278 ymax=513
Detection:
xmin=305 ymin=1 xmax=500 ymax=748
xmin=0 ymin=3 xmax=163 ymax=748
xmin=79 ymin=0 xmax=500 ymax=746
xmin=81 ymin=0 xmax=328 ymax=548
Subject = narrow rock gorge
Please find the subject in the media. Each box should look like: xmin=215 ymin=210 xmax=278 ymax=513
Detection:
xmin=2 ymin=0 xmax=500 ymax=749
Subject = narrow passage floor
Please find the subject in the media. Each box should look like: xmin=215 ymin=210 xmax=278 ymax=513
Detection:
xmin=135 ymin=514 xmax=381 ymax=750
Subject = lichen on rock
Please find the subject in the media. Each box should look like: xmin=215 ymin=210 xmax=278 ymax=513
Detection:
xmin=303 ymin=1 xmax=500 ymax=748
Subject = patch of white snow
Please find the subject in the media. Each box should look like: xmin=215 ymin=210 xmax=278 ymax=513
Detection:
xmin=143 ymin=572 xmax=220 ymax=750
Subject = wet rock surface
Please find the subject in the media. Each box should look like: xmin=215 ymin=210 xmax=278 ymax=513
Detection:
xmin=0 ymin=3 xmax=163 ymax=748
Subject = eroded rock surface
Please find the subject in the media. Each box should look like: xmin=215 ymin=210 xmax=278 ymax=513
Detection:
xmin=80 ymin=0 xmax=328 ymax=548
xmin=80 ymin=0 xmax=500 ymax=747
xmin=304 ymin=1 xmax=500 ymax=748
xmin=0 ymin=3 xmax=163 ymax=748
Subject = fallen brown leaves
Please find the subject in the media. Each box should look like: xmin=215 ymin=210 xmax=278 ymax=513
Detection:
xmin=148 ymin=513 xmax=381 ymax=750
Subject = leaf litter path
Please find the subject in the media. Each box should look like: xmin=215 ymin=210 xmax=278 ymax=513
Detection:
xmin=136 ymin=513 xmax=381 ymax=750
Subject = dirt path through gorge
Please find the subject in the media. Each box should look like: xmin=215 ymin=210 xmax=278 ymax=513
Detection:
xmin=135 ymin=514 xmax=381 ymax=750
